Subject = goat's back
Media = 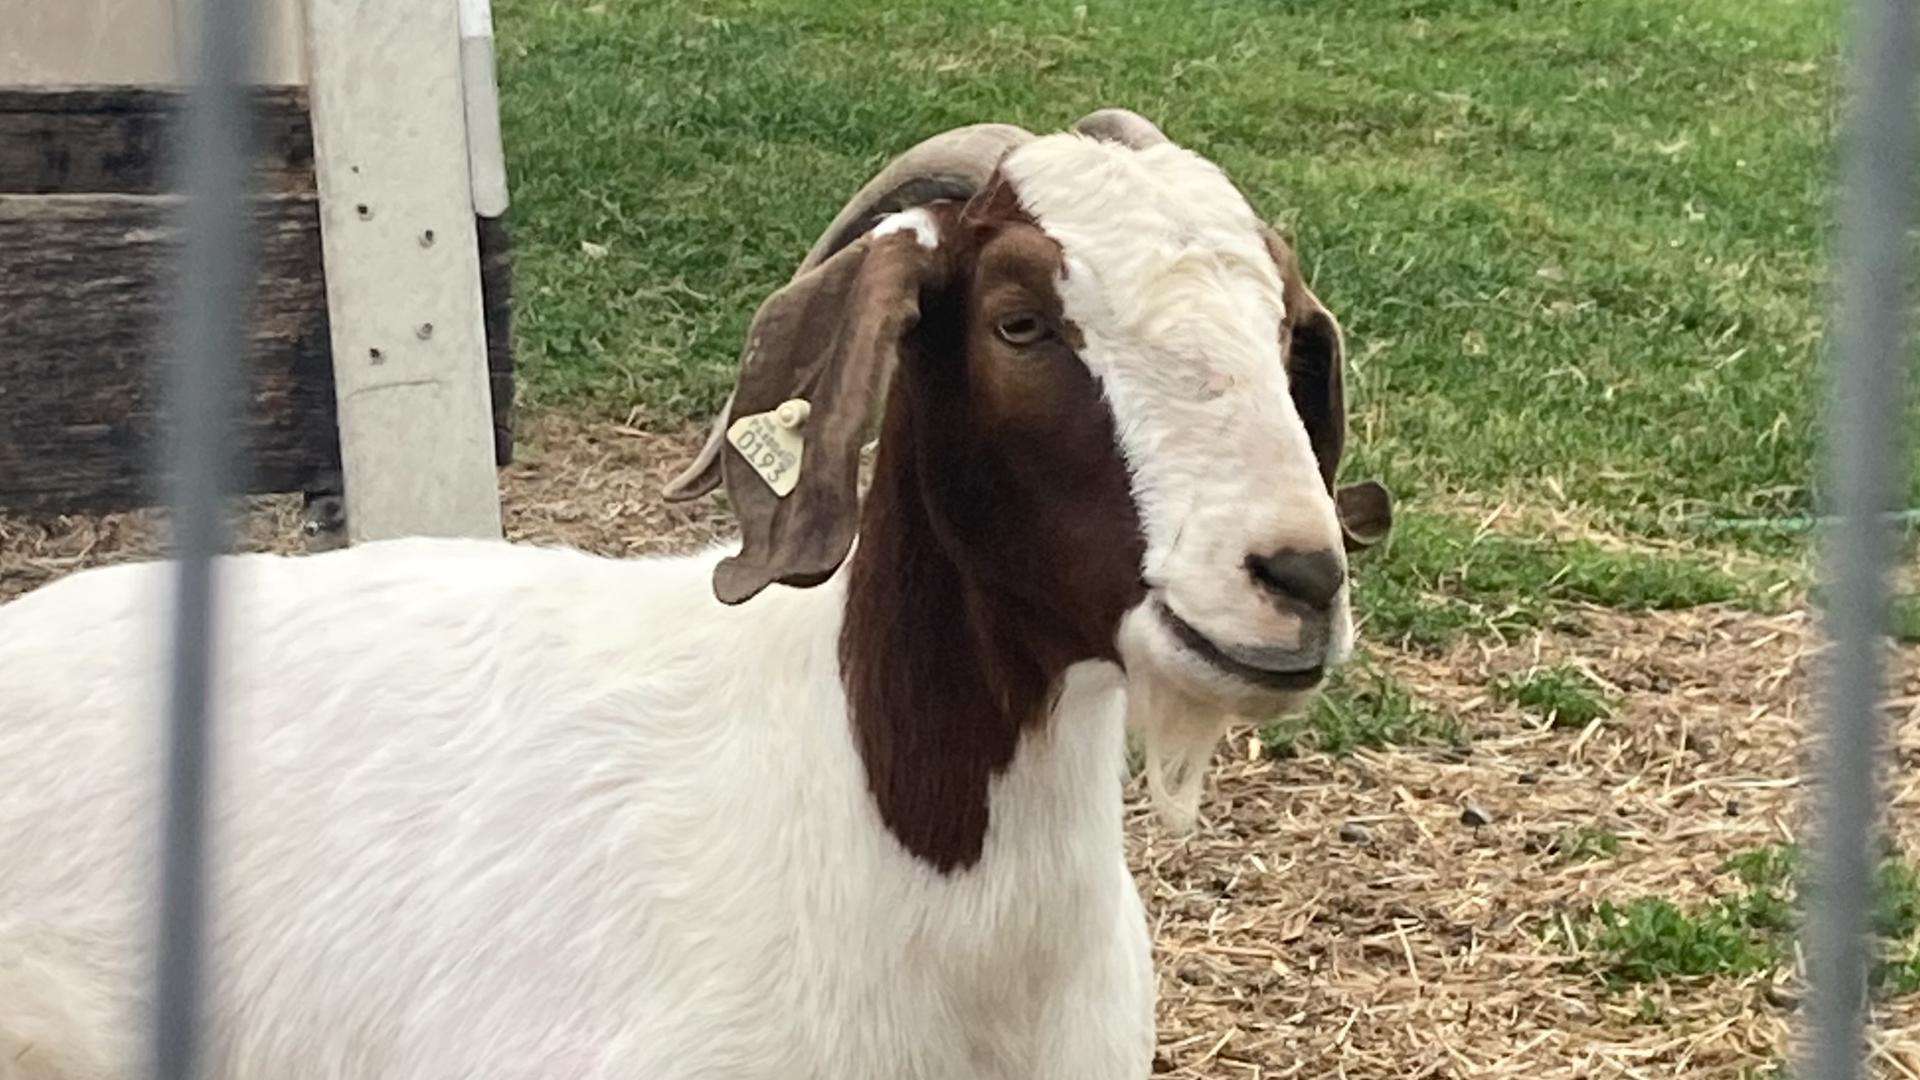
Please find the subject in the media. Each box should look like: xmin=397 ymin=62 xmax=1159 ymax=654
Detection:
xmin=0 ymin=539 xmax=858 ymax=1079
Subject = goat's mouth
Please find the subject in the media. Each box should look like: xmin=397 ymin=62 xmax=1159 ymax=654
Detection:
xmin=1152 ymin=599 xmax=1325 ymax=692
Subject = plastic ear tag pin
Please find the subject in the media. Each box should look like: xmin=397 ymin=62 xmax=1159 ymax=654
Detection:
xmin=727 ymin=398 xmax=810 ymax=497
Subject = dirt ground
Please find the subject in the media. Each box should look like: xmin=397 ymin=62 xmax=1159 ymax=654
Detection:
xmin=3 ymin=411 xmax=1917 ymax=1079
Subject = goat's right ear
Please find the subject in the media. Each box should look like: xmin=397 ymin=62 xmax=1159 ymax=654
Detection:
xmin=689 ymin=224 xmax=949 ymax=605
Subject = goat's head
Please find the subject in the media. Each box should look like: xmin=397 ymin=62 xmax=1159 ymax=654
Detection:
xmin=669 ymin=111 xmax=1393 ymax=835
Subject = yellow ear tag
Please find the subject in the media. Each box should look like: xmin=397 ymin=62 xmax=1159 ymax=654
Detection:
xmin=726 ymin=398 xmax=810 ymax=497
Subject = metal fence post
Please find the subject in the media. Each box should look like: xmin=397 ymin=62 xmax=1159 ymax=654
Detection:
xmin=155 ymin=0 xmax=258 ymax=1076
xmin=1803 ymin=0 xmax=1915 ymax=1076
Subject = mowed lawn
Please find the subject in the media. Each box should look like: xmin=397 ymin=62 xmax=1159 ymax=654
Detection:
xmin=491 ymin=0 xmax=1913 ymax=548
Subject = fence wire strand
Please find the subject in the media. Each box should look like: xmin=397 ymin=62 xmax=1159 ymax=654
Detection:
xmin=155 ymin=0 xmax=258 ymax=1077
xmin=1804 ymin=0 xmax=1916 ymax=1077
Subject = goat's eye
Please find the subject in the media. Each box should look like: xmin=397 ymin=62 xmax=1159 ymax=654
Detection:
xmin=994 ymin=314 xmax=1051 ymax=347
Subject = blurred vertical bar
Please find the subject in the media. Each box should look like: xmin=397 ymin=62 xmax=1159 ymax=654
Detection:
xmin=1804 ymin=0 xmax=1914 ymax=1076
xmin=155 ymin=0 xmax=256 ymax=1076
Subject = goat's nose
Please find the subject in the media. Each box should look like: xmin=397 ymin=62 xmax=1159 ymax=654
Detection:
xmin=1245 ymin=548 xmax=1345 ymax=611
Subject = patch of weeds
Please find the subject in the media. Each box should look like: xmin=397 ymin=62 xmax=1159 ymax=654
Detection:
xmin=1555 ymin=543 xmax=1773 ymax=612
xmin=1554 ymin=843 xmax=1920 ymax=997
xmin=1356 ymin=512 xmax=1780 ymax=651
xmin=1560 ymin=895 xmax=1782 ymax=986
xmin=1874 ymin=856 xmax=1920 ymax=943
xmin=1722 ymin=845 xmax=1801 ymax=936
xmin=1491 ymin=664 xmax=1615 ymax=728
xmin=1881 ymin=948 xmax=1920 ymax=998
xmin=1548 ymin=825 xmax=1622 ymax=864
xmin=1259 ymin=661 xmax=1463 ymax=759
xmin=1894 ymin=594 xmax=1920 ymax=644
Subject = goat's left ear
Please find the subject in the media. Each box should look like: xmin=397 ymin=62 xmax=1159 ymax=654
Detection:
xmin=1262 ymin=227 xmax=1394 ymax=550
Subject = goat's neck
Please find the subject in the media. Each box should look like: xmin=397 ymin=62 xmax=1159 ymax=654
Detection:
xmin=838 ymin=469 xmax=1122 ymax=874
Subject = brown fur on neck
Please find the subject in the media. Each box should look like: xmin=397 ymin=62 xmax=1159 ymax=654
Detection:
xmin=838 ymin=199 xmax=1145 ymax=872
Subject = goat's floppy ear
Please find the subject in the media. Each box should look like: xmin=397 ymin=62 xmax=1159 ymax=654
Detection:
xmin=703 ymin=226 xmax=947 ymax=605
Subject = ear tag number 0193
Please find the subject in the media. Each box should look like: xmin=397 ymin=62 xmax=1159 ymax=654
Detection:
xmin=727 ymin=399 xmax=810 ymax=497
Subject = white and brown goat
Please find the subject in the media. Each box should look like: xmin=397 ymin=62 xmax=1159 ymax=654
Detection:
xmin=0 ymin=110 xmax=1391 ymax=1080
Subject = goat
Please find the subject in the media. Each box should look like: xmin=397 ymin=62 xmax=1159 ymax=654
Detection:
xmin=0 ymin=109 xmax=1392 ymax=1080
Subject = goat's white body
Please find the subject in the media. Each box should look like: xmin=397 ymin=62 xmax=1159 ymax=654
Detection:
xmin=0 ymin=539 xmax=1152 ymax=1080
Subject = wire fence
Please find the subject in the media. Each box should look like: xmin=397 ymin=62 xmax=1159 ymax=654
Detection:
xmin=150 ymin=2 xmax=1913 ymax=1078
xmin=1800 ymin=0 xmax=1916 ymax=1077
xmin=154 ymin=0 xmax=256 ymax=1076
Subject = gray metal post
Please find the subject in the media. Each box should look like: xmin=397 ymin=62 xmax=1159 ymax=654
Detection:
xmin=154 ymin=0 xmax=258 ymax=1076
xmin=1803 ymin=0 xmax=1915 ymax=1076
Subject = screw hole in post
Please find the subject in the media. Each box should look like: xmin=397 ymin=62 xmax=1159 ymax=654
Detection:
xmin=368 ymin=347 xmax=384 ymax=364
xmin=420 ymin=229 xmax=436 ymax=247
xmin=355 ymin=204 xmax=372 ymax=220
xmin=416 ymin=323 xmax=434 ymax=340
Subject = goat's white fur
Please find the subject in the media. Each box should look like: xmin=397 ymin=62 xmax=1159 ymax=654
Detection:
xmin=0 ymin=539 xmax=1152 ymax=1080
xmin=868 ymin=206 xmax=942 ymax=249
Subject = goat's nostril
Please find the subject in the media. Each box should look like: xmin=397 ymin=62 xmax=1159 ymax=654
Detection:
xmin=1245 ymin=548 xmax=1344 ymax=610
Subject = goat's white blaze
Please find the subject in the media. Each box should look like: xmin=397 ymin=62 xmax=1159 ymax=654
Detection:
xmin=1001 ymin=134 xmax=1353 ymax=822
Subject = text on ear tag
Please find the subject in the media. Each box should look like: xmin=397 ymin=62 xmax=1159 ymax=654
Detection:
xmin=727 ymin=399 xmax=811 ymax=497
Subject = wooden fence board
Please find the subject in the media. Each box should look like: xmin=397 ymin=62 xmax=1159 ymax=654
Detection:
xmin=0 ymin=85 xmax=515 ymax=514
xmin=0 ymin=192 xmax=337 ymax=511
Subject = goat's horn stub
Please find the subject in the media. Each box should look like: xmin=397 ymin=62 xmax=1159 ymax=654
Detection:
xmin=665 ymin=122 xmax=1034 ymax=506
xmin=660 ymin=390 xmax=735 ymax=503
xmin=1072 ymin=108 xmax=1171 ymax=150
xmin=797 ymin=122 xmax=1035 ymax=273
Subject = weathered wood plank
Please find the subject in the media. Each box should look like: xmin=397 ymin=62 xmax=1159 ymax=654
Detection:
xmin=478 ymin=214 xmax=515 ymax=466
xmin=0 ymin=193 xmax=339 ymax=512
xmin=0 ymin=84 xmax=517 ymax=515
xmin=0 ymin=85 xmax=315 ymax=196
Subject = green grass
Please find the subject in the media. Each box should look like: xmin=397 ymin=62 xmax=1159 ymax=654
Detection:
xmin=1895 ymin=594 xmax=1920 ymax=645
xmin=492 ymin=0 xmax=1920 ymax=539
xmin=1352 ymin=509 xmax=1786 ymax=650
xmin=1259 ymin=659 xmax=1463 ymax=758
xmin=1554 ymin=844 xmax=1920 ymax=996
xmin=1492 ymin=665 xmax=1615 ymax=729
